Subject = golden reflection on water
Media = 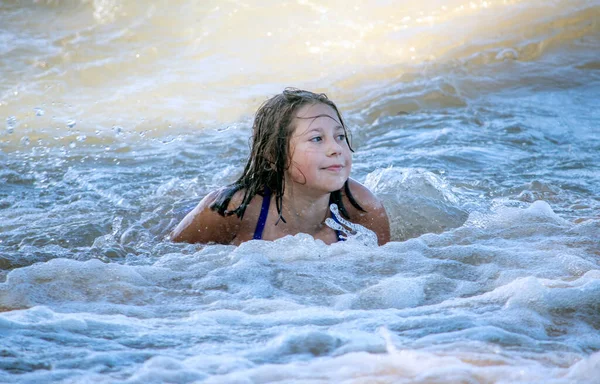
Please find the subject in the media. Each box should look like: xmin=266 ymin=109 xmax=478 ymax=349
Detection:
xmin=0 ymin=0 xmax=592 ymax=135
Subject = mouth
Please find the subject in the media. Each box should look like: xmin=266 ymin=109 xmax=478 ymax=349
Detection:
xmin=323 ymin=165 xmax=344 ymax=172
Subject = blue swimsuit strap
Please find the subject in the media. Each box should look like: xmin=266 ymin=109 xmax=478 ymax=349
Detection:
xmin=253 ymin=187 xmax=271 ymax=240
xmin=252 ymin=187 xmax=345 ymax=242
xmin=330 ymin=212 xmax=346 ymax=242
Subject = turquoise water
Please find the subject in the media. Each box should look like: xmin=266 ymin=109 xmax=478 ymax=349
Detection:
xmin=1 ymin=0 xmax=599 ymax=382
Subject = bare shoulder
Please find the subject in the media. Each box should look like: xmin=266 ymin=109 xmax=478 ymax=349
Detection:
xmin=345 ymin=178 xmax=382 ymax=211
xmin=344 ymin=178 xmax=391 ymax=245
xmin=170 ymin=188 xmax=244 ymax=244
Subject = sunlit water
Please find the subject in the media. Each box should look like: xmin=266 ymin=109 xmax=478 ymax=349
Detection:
xmin=1 ymin=0 xmax=599 ymax=383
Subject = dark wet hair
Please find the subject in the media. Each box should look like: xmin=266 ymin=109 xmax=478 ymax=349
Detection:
xmin=210 ymin=88 xmax=364 ymax=222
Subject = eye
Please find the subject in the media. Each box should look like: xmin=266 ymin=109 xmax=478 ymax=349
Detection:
xmin=310 ymin=136 xmax=323 ymax=142
xmin=337 ymin=133 xmax=346 ymax=141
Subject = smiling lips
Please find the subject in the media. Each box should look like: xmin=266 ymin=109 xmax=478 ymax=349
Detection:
xmin=323 ymin=164 xmax=344 ymax=172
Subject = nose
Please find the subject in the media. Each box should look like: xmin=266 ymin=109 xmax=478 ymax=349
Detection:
xmin=327 ymin=137 xmax=343 ymax=156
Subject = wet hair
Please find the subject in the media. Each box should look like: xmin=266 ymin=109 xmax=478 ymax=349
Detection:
xmin=210 ymin=88 xmax=364 ymax=222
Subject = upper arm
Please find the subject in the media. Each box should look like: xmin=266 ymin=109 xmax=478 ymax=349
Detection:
xmin=170 ymin=190 xmax=241 ymax=244
xmin=346 ymin=179 xmax=391 ymax=245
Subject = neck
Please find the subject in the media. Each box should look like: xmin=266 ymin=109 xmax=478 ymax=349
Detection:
xmin=279 ymin=182 xmax=331 ymax=234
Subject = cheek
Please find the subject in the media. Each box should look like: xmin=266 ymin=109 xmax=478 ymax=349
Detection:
xmin=287 ymin=150 xmax=312 ymax=177
xmin=290 ymin=147 xmax=314 ymax=166
xmin=344 ymin=153 xmax=352 ymax=176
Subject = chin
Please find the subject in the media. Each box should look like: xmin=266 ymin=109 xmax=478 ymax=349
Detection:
xmin=326 ymin=177 xmax=348 ymax=193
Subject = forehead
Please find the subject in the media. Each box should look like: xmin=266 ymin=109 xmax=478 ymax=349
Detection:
xmin=292 ymin=103 xmax=342 ymax=133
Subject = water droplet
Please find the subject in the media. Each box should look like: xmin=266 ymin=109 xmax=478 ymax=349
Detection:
xmin=69 ymin=142 xmax=77 ymax=148
xmin=112 ymin=125 xmax=123 ymax=136
xmin=67 ymin=119 xmax=76 ymax=128
xmin=34 ymin=107 xmax=45 ymax=116
xmin=20 ymin=136 xmax=30 ymax=146
xmin=76 ymin=134 xmax=87 ymax=142
xmin=112 ymin=216 xmax=123 ymax=236
xmin=6 ymin=116 xmax=17 ymax=133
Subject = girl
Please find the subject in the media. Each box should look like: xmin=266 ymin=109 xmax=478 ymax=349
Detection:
xmin=170 ymin=88 xmax=390 ymax=245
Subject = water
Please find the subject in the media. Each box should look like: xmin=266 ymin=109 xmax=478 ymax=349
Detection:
xmin=1 ymin=0 xmax=599 ymax=382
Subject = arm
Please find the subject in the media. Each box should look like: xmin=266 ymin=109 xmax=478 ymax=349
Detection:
xmin=170 ymin=190 xmax=241 ymax=244
xmin=346 ymin=178 xmax=391 ymax=245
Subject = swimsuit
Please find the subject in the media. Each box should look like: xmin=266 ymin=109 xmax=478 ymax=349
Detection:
xmin=253 ymin=188 xmax=345 ymax=242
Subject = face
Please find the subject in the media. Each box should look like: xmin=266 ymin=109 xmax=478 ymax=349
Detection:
xmin=286 ymin=103 xmax=352 ymax=194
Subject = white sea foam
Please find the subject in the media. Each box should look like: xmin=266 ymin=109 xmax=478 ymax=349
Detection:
xmin=1 ymin=200 xmax=598 ymax=382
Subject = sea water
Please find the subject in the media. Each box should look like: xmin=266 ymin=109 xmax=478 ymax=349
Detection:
xmin=1 ymin=0 xmax=599 ymax=382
